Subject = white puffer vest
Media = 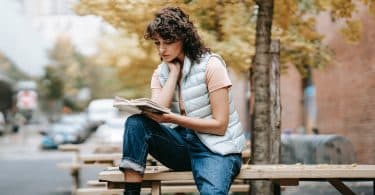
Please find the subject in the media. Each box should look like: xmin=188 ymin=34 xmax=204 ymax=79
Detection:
xmin=157 ymin=53 xmax=246 ymax=155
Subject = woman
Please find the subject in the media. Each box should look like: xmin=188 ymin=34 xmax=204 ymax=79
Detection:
xmin=120 ymin=7 xmax=246 ymax=195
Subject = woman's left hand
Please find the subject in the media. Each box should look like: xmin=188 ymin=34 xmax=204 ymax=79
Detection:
xmin=143 ymin=111 xmax=175 ymax=123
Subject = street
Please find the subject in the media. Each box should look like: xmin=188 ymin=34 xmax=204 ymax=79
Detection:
xmin=0 ymin=125 xmax=101 ymax=195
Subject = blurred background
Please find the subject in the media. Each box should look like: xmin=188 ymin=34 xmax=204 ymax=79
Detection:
xmin=0 ymin=0 xmax=373 ymax=194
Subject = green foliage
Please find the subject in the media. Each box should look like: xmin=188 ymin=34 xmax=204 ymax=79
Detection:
xmin=38 ymin=66 xmax=64 ymax=100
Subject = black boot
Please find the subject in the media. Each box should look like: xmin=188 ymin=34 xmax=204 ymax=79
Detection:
xmin=123 ymin=182 xmax=141 ymax=195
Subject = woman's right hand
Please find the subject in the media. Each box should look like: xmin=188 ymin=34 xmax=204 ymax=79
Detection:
xmin=166 ymin=60 xmax=181 ymax=79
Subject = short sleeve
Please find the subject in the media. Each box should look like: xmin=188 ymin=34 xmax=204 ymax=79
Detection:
xmin=206 ymin=57 xmax=232 ymax=93
xmin=150 ymin=70 xmax=162 ymax=89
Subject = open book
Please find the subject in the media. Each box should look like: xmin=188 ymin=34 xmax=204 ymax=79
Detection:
xmin=113 ymin=96 xmax=171 ymax=114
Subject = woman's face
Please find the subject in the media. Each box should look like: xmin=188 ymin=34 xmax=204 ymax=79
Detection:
xmin=154 ymin=35 xmax=184 ymax=63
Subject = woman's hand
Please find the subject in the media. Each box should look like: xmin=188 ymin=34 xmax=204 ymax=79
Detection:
xmin=166 ymin=60 xmax=181 ymax=79
xmin=151 ymin=60 xmax=181 ymax=108
xmin=143 ymin=111 xmax=175 ymax=123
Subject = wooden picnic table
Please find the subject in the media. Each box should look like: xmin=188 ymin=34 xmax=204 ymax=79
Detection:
xmin=98 ymin=164 xmax=375 ymax=195
xmin=80 ymin=153 xmax=122 ymax=166
xmin=57 ymin=144 xmax=122 ymax=193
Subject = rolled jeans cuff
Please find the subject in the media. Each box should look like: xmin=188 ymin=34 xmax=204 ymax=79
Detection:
xmin=119 ymin=158 xmax=145 ymax=175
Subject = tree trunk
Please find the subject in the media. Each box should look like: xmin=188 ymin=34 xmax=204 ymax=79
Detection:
xmin=250 ymin=0 xmax=275 ymax=194
xmin=269 ymin=40 xmax=281 ymax=165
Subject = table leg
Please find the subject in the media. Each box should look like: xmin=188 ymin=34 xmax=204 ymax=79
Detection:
xmin=273 ymin=182 xmax=281 ymax=195
xmin=151 ymin=181 xmax=161 ymax=195
xmin=328 ymin=179 xmax=355 ymax=195
xmin=71 ymin=169 xmax=80 ymax=194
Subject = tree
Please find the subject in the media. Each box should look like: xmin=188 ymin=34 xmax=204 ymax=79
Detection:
xmin=38 ymin=65 xmax=64 ymax=120
xmin=48 ymin=35 xmax=123 ymax=108
xmin=250 ymin=0 xmax=275 ymax=194
xmin=38 ymin=66 xmax=64 ymax=101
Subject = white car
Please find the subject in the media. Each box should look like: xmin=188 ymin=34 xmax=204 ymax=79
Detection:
xmin=87 ymin=98 xmax=120 ymax=128
xmin=96 ymin=117 xmax=126 ymax=144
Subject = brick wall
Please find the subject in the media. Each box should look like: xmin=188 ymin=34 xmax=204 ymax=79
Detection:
xmin=280 ymin=65 xmax=304 ymax=132
xmin=230 ymin=7 xmax=374 ymax=164
xmin=312 ymin=10 xmax=375 ymax=164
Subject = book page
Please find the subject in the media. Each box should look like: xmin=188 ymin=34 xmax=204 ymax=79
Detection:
xmin=113 ymin=96 xmax=171 ymax=114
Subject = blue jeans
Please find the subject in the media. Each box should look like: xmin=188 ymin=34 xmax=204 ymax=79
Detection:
xmin=120 ymin=114 xmax=242 ymax=194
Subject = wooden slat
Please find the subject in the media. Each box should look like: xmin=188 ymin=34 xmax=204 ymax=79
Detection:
xmin=77 ymin=184 xmax=250 ymax=195
xmin=80 ymin=153 xmax=121 ymax=163
xmin=99 ymin=164 xmax=375 ymax=183
xmin=87 ymin=180 xmax=107 ymax=187
xmin=57 ymin=162 xmax=112 ymax=170
xmin=58 ymin=144 xmax=81 ymax=152
xmin=77 ymin=188 xmax=123 ymax=195
xmin=237 ymin=164 xmax=375 ymax=179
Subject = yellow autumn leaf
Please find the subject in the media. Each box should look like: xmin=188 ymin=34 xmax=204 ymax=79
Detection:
xmin=340 ymin=20 xmax=362 ymax=44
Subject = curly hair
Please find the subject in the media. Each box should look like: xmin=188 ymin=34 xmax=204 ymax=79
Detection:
xmin=144 ymin=7 xmax=209 ymax=64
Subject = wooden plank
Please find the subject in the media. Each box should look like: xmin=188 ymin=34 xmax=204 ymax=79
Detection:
xmin=77 ymin=188 xmax=151 ymax=195
xmin=77 ymin=184 xmax=250 ymax=195
xmin=87 ymin=180 xmax=106 ymax=187
xmin=58 ymin=144 xmax=81 ymax=162
xmin=158 ymin=184 xmax=249 ymax=193
xmin=57 ymin=162 xmax=112 ymax=169
xmin=328 ymin=179 xmax=356 ymax=195
xmin=77 ymin=188 xmax=123 ymax=195
xmin=237 ymin=164 xmax=375 ymax=179
xmin=99 ymin=165 xmax=375 ymax=183
xmin=58 ymin=144 xmax=81 ymax=152
xmin=80 ymin=153 xmax=121 ymax=162
xmin=161 ymin=179 xmax=195 ymax=185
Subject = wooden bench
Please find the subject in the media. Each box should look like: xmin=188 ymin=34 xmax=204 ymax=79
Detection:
xmin=76 ymin=184 xmax=250 ymax=195
xmin=57 ymin=144 xmax=122 ymax=193
xmin=98 ymin=164 xmax=375 ymax=195
xmin=86 ymin=180 xmax=107 ymax=187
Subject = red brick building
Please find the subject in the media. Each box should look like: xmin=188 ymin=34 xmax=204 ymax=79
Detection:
xmin=279 ymin=8 xmax=374 ymax=164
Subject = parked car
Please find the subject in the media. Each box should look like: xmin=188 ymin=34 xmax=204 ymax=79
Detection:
xmin=0 ymin=112 xmax=5 ymax=136
xmin=41 ymin=113 xmax=92 ymax=149
xmin=95 ymin=117 xmax=126 ymax=144
xmin=87 ymin=99 xmax=120 ymax=129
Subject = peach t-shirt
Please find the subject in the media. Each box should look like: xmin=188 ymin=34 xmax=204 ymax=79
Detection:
xmin=151 ymin=57 xmax=232 ymax=113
